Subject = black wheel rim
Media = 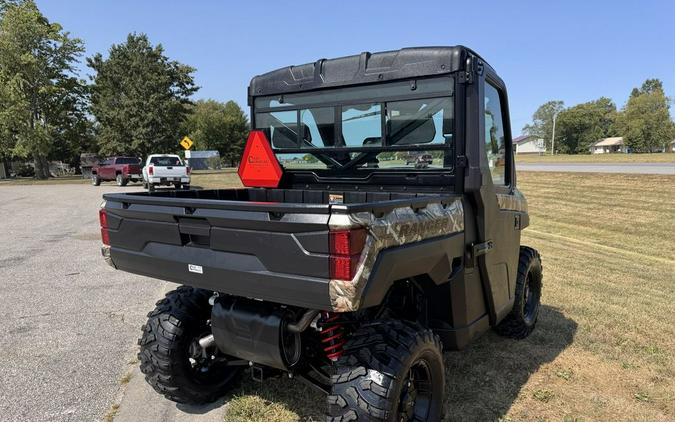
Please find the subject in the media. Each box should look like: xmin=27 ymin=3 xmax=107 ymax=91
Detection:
xmin=397 ymin=358 xmax=434 ymax=421
xmin=523 ymin=273 xmax=540 ymax=324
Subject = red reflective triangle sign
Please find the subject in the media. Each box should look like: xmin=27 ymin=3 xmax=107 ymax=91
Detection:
xmin=238 ymin=131 xmax=283 ymax=188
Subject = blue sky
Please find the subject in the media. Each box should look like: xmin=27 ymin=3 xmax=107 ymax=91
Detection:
xmin=37 ymin=0 xmax=675 ymax=134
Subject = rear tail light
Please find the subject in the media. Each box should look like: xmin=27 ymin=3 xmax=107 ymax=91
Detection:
xmin=186 ymin=166 xmax=191 ymax=175
xmin=329 ymin=228 xmax=367 ymax=281
xmin=148 ymin=166 xmax=154 ymax=176
xmin=99 ymin=208 xmax=110 ymax=246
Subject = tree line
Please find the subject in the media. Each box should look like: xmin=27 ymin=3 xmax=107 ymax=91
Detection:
xmin=523 ymin=79 xmax=675 ymax=154
xmin=0 ymin=1 xmax=248 ymax=178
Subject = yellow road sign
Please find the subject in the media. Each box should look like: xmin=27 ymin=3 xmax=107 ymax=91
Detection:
xmin=179 ymin=136 xmax=193 ymax=150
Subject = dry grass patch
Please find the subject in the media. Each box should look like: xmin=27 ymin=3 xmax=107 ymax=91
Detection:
xmin=190 ymin=169 xmax=242 ymax=190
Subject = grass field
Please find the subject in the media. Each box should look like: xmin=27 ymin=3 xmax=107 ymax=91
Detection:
xmin=515 ymin=153 xmax=675 ymax=164
xmin=207 ymin=171 xmax=674 ymax=422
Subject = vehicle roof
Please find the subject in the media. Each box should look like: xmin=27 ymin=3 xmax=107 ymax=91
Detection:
xmin=147 ymin=154 xmax=181 ymax=157
xmin=249 ymin=46 xmax=494 ymax=100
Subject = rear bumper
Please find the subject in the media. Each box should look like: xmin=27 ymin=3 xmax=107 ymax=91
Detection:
xmin=147 ymin=177 xmax=190 ymax=184
xmin=108 ymin=244 xmax=332 ymax=310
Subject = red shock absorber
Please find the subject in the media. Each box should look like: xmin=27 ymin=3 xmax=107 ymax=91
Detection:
xmin=320 ymin=312 xmax=346 ymax=361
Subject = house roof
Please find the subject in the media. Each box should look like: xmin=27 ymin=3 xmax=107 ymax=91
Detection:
xmin=513 ymin=135 xmax=539 ymax=144
xmin=593 ymin=137 xmax=624 ymax=147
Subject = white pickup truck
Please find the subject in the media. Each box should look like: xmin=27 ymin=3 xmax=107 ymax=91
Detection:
xmin=142 ymin=154 xmax=191 ymax=192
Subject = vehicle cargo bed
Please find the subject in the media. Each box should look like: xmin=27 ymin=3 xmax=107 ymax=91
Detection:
xmin=102 ymin=188 xmax=459 ymax=310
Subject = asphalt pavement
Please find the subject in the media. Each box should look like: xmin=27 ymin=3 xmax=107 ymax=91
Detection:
xmin=517 ymin=162 xmax=675 ymax=174
xmin=0 ymin=183 xmax=166 ymax=422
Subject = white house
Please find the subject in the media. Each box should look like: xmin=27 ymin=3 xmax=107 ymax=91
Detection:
xmin=590 ymin=137 xmax=624 ymax=154
xmin=513 ymin=135 xmax=545 ymax=154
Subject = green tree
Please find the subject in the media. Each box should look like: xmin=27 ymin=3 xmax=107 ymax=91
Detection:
xmin=221 ymin=101 xmax=249 ymax=166
xmin=522 ymin=100 xmax=565 ymax=153
xmin=615 ymin=79 xmax=675 ymax=152
xmin=182 ymin=99 xmax=249 ymax=165
xmin=555 ymin=97 xmax=618 ymax=154
xmin=88 ymin=33 xmax=198 ymax=158
xmin=0 ymin=1 xmax=86 ymax=178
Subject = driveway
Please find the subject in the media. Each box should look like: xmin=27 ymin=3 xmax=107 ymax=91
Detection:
xmin=0 ymin=183 xmax=165 ymax=422
xmin=518 ymin=162 xmax=675 ymax=174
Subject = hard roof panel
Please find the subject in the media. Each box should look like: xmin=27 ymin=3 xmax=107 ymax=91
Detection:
xmin=249 ymin=46 xmax=482 ymax=98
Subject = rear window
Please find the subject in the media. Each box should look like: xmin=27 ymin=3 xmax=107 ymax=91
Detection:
xmin=115 ymin=157 xmax=141 ymax=165
xmin=253 ymin=76 xmax=454 ymax=173
xmin=150 ymin=156 xmax=183 ymax=166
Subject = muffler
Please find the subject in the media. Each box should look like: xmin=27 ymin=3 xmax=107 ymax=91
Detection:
xmin=210 ymin=297 xmax=306 ymax=370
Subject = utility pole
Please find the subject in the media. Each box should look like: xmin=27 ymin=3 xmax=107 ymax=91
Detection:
xmin=551 ymin=111 xmax=559 ymax=155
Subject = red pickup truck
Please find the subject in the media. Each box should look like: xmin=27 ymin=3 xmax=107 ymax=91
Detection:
xmin=91 ymin=157 xmax=143 ymax=187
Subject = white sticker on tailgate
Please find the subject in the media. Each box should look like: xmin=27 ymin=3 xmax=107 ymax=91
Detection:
xmin=188 ymin=264 xmax=203 ymax=274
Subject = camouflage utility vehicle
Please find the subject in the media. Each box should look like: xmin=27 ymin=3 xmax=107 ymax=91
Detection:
xmin=99 ymin=46 xmax=542 ymax=421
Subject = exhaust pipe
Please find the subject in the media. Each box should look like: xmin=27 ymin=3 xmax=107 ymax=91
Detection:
xmin=287 ymin=310 xmax=320 ymax=333
xmin=198 ymin=334 xmax=215 ymax=349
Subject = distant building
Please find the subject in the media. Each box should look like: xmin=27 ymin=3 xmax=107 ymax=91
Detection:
xmin=185 ymin=150 xmax=221 ymax=170
xmin=513 ymin=135 xmax=545 ymax=154
xmin=590 ymin=137 xmax=624 ymax=154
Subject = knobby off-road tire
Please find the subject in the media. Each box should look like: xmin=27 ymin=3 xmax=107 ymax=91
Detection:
xmin=138 ymin=286 xmax=242 ymax=404
xmin=327 ymin=320 xmax=444 ymax=422
xmin=495 ymin=246 xmax=543 ymax=339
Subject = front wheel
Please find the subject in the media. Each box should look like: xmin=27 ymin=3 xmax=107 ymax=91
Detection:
xmin=138 ymin=286 xmax=243 ymax=404
xmin=327 ymin=320 xmax=444 ymax=421
xmin=495 ymin=246 xmax=543 ymax=339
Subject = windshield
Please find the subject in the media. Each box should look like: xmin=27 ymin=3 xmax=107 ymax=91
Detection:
xmin=115 ymin=157 xmax=140 ymax=165
xmin=253 ymin=76 xmax=454 ymax=172
xmin=150 ymin=156 xmax=183 ymax=166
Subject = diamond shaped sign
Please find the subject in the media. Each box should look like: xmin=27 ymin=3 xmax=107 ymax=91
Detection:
xmin=238 ymin=131 xmax=283 ymax=188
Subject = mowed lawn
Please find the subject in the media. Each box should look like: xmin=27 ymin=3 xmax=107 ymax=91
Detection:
xmin=190 ymin=170 xmax=675 ymax=421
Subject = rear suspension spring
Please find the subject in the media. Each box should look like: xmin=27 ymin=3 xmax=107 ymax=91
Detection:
xmin=319 ymin=312 xmax=346 ymax=361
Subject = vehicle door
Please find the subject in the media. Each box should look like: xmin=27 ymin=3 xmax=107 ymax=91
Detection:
xmin=464 ymin=64 xmax=522 ymax=324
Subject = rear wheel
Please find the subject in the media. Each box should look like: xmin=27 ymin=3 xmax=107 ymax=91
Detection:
xmin=174 ymin=182 xmax=182 ymax=190
xmin=327 ymin=320 xmax=444 ymax=421
xmin=148 ymin=183 xmax=155 ymax=193
xmin=91 ymin=174 xmax=100 ymax=186
xmin=182 ymin=184 xmax=190 ymax=190
xmin=138 ymin=286 xmax=243 ymax=404
xmin=116 ymin=174 xmax=128 ymax=187
xmin=495 ymin=246 xmax=543 ymax=339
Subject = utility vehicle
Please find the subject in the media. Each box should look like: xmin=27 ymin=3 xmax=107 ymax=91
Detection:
xmin=142 ymin=154 xmax=191 ymax=191
xmin=99 ymin=46 xmax=542 ymax=421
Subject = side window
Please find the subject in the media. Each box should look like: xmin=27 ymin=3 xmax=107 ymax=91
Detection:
xmin=484 ymin=82 xmax=507 ymax=185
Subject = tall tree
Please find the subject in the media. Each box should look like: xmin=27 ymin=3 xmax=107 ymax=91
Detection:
xmin=88 ymin=33 xmax=198 ymax=157
xmin=555 ymin=97 xmax=617 ymax=154
xmin=615 ymin=79 xmax=675 ymax=152
xmin=182 ymin=99 xmax=249 ymax=165
xmin=221 ymin=101 xmax=249 ymax=166
xmin=0 ymin=0 xmax=86 ymax=178
xmin=522 ymin=100 xmax=565 ymax=152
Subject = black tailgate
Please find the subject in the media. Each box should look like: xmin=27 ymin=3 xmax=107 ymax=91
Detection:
xmin=102 ymin=193 xmax=333 ymax=309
